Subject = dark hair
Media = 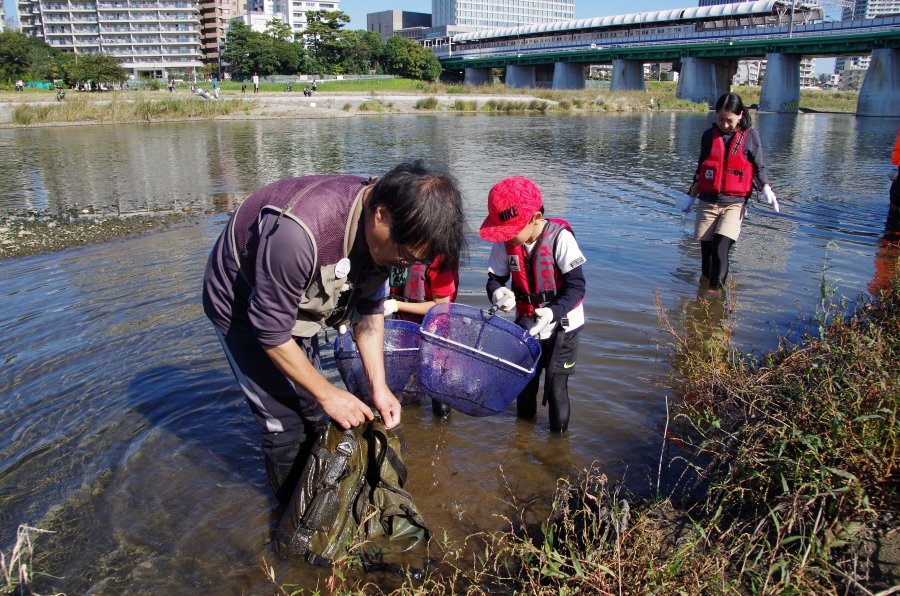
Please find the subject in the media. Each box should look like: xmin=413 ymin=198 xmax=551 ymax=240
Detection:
xmin=369 ymin=160 xmax=468 ymax=272
xmin=714 ymin=92 xmax=752 ymax=130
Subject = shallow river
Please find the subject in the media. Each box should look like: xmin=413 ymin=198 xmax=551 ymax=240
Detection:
xmin=0 ymin=112 xmax=898 ymax=594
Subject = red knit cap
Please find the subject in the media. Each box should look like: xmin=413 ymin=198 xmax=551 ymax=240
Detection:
xmin=479 ymin=177 xmax=543 ymax=243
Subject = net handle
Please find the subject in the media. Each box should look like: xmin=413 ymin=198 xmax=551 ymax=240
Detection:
xmin=420 ymin=329 xmax=536 ymax=375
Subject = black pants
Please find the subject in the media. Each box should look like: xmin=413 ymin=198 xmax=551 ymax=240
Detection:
xmin=216 ymin=329 xmax=328 ymax=502
xmin=700 ymin=234 xmax=735 ymax=288
xmin=516 ymin=327 xmax=581 ymax=432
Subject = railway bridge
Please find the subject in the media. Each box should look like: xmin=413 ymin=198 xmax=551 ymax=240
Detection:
xmin=432 ymin=1 xmax=900 ymax=116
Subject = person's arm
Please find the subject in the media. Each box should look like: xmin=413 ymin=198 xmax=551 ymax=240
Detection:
xmin=545 ymin=231 xmax=586 ymax=322
xmin=689 ymin=129 xmax=713 ymax=198
xmin=354 ymin=313 xmax=401 ymax=428
xmin=251 ymin=216 xmax=374 ymax=429
xmin=485 ymin=242 xmax=511 ymax=299
xmin=264 ymin=341 xmax=374 ymax=429
xmin=745 ymin=128 xmax=770 ymax=189
xmin=395 ymin=263 xmax=457 ymax=316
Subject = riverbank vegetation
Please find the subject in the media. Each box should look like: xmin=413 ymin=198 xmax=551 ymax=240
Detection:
xmin=278 ymin=265 xmax=900 ymax=594
xmin=10 ymin=95 xmax=250 ymax=125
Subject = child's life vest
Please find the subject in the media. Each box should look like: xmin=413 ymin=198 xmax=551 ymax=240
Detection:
xmin=505 ymin=218 xmax=572 ymax=319
xmin=696 ymin=127 xmax=754 ymax=197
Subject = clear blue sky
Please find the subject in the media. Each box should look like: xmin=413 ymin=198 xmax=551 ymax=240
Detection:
xmin=340 ymin=0 xmax=839 ymax=74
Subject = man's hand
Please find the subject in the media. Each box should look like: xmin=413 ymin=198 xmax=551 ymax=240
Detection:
xmin=318 ymin=385 xmax=375 ymax=429
xmin=383 ymin=299 xmax=399 ymax=317
xmin=369 ymin=385 xmax=402 ymax=429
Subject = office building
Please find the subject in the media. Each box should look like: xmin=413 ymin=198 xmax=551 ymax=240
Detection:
xmin=367 ymin=9 xmax=430 ymax=43
xmin=433 ymin=0 xmax=574 ymax=30
xmin=15 ymin=0 xmax=202 ymax=79
xmin=200 ymin=0 xmax=244 ymax=67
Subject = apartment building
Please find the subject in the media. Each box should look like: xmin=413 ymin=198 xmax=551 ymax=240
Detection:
xmin=835 ymin=0 xmax=900 ymax=73
xmin=16 ymin=0 xmax=202 ymax=78
xmin=200 ymin=0 xmax=244 ymax=67
xmin=234 ymin=0 xmax=339 ymax=36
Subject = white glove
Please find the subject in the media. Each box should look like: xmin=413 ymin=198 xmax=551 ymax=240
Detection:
xmin=762 ymin=186 xmax=780 ymax=213
xmin=529 ymin=308 xmax=554 ymax=337
xmin=338 ymin=324 xmax=348 ymax=335
xmin=491 ymin=287 xmax=516 ymax=313
xmin=891 ymin=167 xmax=898 ymax=181
xmin=383 ymin=299 xmax=398 ymax=317
xmin=680 ymin=195 xmax=695 ymax=214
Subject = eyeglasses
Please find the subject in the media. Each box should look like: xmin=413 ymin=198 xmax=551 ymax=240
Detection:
xmin=393 ymin=242 xmax=434 ymax=268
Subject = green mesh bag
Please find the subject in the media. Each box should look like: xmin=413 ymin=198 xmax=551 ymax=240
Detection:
xmin=274 ymin=417 xmax=430 ymax=572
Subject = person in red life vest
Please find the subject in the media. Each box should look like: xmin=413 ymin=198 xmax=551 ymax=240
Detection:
xmin=383 ymin=256 xmax=459 ymax=417
xmin=684 ymin=92 xmax=779 ymax=290
xmin=202 ymin=161 xmax=466 ymax=503
xmin=480 ymin=177 xmax=587 ymax=433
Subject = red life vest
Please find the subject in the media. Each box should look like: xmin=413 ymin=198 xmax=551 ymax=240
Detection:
xmin=696 ymin=127 xmax=754 ymax=197
xmin=506 ymin=219 xmax=571 ymax=318
xmin=389 ymin=262 xmax=429 ymax=303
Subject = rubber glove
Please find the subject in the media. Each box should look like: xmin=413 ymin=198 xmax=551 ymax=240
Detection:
xmin=763 ymin=186 xmax=780 ymax=213
xmin=383 ymin=299 xmax=399 ymax=317
xmin=891 ymin=167 xmax=899 ymax=181
xmin=529 ymin=307 xmax=554 ymax=337
xmin=680 ymin=195 xmax=695 ymax=213
xmin=492 ymin=287 xmax=516 ymax=313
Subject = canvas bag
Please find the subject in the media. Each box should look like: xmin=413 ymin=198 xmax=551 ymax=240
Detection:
xmin=274 ymin=417 xmax=430 ymax=569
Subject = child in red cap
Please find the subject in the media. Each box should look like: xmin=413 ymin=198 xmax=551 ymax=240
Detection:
xmin=480 ymin=177 xmax=587 ymax=432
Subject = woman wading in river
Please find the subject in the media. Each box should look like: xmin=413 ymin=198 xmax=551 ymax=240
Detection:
xmin=685 ymin=92 xmax=780 ymax=291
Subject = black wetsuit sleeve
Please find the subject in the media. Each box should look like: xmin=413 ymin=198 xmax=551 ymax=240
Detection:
xmin=547 ymin=265 xmax=586 ymax=324
xmin=486 ymin=272 xmax=510 ymax=300
xmin=745 ymin=128 xmax=770 ymax=188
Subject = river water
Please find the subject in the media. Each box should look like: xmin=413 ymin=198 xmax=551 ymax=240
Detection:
xmin=0 ymin=112 xmax=897 ymax=594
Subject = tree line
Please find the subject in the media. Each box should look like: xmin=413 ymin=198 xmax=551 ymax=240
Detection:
xmin=0 ymin=10 xmax=443 ymax=88
xmin=0 ymin=30 xmax=127 ymax=88
xmin=222 ymin=11 xmax=443 ymax=82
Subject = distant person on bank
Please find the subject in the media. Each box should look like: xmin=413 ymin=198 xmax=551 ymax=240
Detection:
xmin=252 ymin=72 xmax=259 ymax=94
xmin=482 ymin=177 xmax=587 ymax=433
xmin=685 ymin=92 xmax=779 ymax=290
xmin=202 ymin=162 xmax=466 ymax=502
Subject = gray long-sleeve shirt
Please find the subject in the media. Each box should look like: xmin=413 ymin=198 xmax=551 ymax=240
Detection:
xmin=694 ymin=126 xmax=770 ymax=206
xmin=203 ymin=212 xmax=384 ymax=347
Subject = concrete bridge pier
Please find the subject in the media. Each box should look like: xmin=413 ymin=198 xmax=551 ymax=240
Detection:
xmin=610 ymin=60 xmax=646 ymax=91
xmin=506 ymin=65 xmax=535 ymax=88
xmin=715 ymin=61 xmax=738 ymax=100
xmin=759 ymin=53 xmax=800 ymax=113
xmin=676 ymin=57 xmax=718 ymax=106
xmin=464 ymin=67 xmax=493 ymax=86
xmin=857 ymin=48 xmax=900 ymax=117
xmin=552 ymin=62 xmax=586 ymax=90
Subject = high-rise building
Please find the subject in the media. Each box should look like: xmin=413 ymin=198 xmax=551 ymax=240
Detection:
xmin=433 ymin=0 xmax=574 ymax=30
xmin=15 ymin=0 xmax=202 ymax=79
xmin=367 ymin=10 xmax=430 ymax=43
xmin=200 ymin=0 xmax=245 ymax=68
xmin=835 ymin=0 xmax=900 ymax=73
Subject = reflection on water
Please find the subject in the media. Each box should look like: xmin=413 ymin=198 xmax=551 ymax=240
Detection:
xmin=0 ymin=112 xmax=898 ymax=593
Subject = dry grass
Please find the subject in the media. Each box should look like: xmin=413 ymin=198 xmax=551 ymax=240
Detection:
xmin=11 ymin=95 xmax=251 ymax=125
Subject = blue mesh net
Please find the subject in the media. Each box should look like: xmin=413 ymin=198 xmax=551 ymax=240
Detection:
xmin=417 ymin=303 xmax=541 ymax=417
xmin=334 ymin=319 xmax=421 ymax=406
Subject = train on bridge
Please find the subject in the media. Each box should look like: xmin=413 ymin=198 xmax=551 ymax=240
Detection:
xmin=430 ymin=0 xmax=826 ymax=60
